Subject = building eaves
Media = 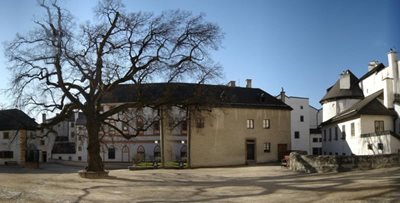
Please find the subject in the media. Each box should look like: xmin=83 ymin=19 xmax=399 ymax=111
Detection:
xmin=321 ymin=90 xmax=397 ymax=126
xmin=320 ymin=70 xmax=364 ymax=104
xmin=358 ymin=63 xmax=386 ymax=82
xmin=101 ymin=83 xmax=292 ymax=110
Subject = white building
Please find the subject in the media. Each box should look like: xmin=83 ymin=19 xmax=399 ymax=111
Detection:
xmin=0 ymin=109 xmax=38 ymax=165
xmin=277 ymin=91 xmax=322 ymax=155
xmin=320 ymin=50 xmax=400 ymax=155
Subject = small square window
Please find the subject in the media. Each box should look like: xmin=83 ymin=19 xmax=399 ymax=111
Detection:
xmin=367 ymin=144 xmax=373 ymax=150
xmin=263 ymin=119 xmax=270 ymax=129
xmin=78 ymin=156 xmax=82 ymax=161
xmin=300 ymin=106 xmax=303 ymax=109
xmin=78 ymin=146 xmax=82 ymax=151
xmin=312 ymin=138 xmax=318 ymax=142
xmin=342 ymin=153 xmax=346 ymax=156
xmin=3 ymin=132 xmax=9 ymax=139
xmin=319 ymin=138 xmax=322 ymax=142
xmin=196 ymin=118 xmax=205 ymax=128
xmin=247 ymin=119 xmax=254 ymax=129
xmin=378 ymin=143 xmax=384 ymax=150
xmin=294 ymin=131 xmax=300 ymax=139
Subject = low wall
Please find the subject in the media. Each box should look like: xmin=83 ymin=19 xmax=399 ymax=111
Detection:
xmin=288 ymin=152 xmax=400 ymax=173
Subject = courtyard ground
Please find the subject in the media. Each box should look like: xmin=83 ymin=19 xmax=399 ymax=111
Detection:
xmin=0 ymin=163 xmax=399 ymax=202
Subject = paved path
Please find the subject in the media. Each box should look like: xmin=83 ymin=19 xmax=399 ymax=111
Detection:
xmin=0 ymin=164 xmax=399 ymax=202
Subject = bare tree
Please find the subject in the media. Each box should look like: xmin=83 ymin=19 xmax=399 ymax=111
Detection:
xmin=5 ymin=0 xmax=223 ymax=172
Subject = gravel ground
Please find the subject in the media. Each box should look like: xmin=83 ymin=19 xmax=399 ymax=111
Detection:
xmin=0 ymin=163 xmax=399 ymax=202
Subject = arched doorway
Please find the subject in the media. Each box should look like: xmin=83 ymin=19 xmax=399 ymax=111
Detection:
xmin=153 ymin=145 xmax=161 ymax=162
xmin=122 ymin=145 xmax=130 ymax=162
xmin=180 ymin=145 xmax=187 ymax=161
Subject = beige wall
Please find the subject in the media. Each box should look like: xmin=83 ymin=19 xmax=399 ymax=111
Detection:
xmin=190 ymin=107 xmax=291 ymax=167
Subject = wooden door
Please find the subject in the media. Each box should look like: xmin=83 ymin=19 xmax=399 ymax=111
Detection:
xmin=277 ymin=144 xmax=288 ymax=160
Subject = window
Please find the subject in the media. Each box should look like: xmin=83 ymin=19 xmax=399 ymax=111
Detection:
xmin=300 ymin=115 xmax=304 ymax=122
xmin=122 ymin=122 xmax=129 ymax=131
xmin=367 ymin=144 xmax=373 ymax=150
xmin=3 ymin=132 xmax=9 ymax=139
xmin=181 ymin=120 xmax=188 ymax=132
xmin=323 ymin=129 xmax=326 ymax=141
xmin=342 ymin=153 xmax=346 ymax=156
xmin=334 ymin=127 xmax=338 ymax=140
xmin=319 ymin=138 xmax=322 ymax=142
xmin=312 ymin=138 xmax=318 ymax=143
xmin=378 ymin=143 xmax=384 ymax=150
xmin=196 ymin=118 xmax=205 ymax=128
xmin=71 ymin=122 xmax=75 ymax=127
xmin=0 ymin=151 xmax=13 ymax=158
xmin=374 ymin=120 xmax=384 ymax=133
xmin=341 ymin=125 xmax=346 ymax=140
xmin=78 ymin=156 xmax=82 ymax=161
xmin=247 ymin=119 xmax=254 ymax=129
xmin=300 ymin=105 xmax=303 ymax=109
xmin=136 ymin=118 xmax=144 ymax=135
xmin=153 ymin=121 xmax=160 ymax=130
xmin=263 ymin=119 xmax=270 ymax=129
xmin=335 ymin=153 xmax=338 ymax=155
xmin=351 ymin=122 xmax=355 ymax=136
xmin=294 ymin=131 xmax=300 ymax=139
xmin=264 ymin=142 xmax=271 ymax=152
xmin=78 ymin=146 xmax=82 ymax=151
xmin=329 ymin=128 xmax=332 ymax=141
xmin=329 ymin=152 xmax=332 ymax=155
xmin=71 ymin=132 xmax=75 ymax=138
xmin=40 ymin=140 xmax=45 ymax=145
xmin=108 ymin=148 xmax=116 ymax=159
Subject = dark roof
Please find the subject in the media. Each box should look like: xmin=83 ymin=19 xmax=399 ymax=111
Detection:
xmin=101 ymin=83 xmax=292 ymax=110
xmin=320 ymin=70 xmax=364 ymax=103
xmin=358 ymin=63 xmax=386 ymax=82
xmin=52 ymin=142 xmax=76 ymax=154
xmin=321 ymin=90 xmax=397 ymax=125
xmin=0 ymin=109 xmax=38 ymax=131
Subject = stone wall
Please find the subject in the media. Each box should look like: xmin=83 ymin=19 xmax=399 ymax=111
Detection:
xmin=288 ymin=152 xmax=400 ymax=173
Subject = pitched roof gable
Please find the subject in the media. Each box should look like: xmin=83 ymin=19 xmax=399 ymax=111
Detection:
xmin=101 ymin=83 xmax=292 ymax=110
xmin=358 ymin=63 xmax=386 ymax=82
xmin=322 ymin=90 xmax=397 ymax=125
xmin=0 ymin=109 xmax=38 ymax=131
xmin=320 ymin=70 xmax=364 ymax=103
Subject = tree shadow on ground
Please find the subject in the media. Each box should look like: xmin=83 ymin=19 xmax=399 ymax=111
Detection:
xmin=72 ymin=167 xmax=400 ymax=203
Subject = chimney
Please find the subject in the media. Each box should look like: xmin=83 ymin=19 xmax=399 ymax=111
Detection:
xmin=227 ymin=81 xmax=236 ymax=87
xmin=388 ymin=49 xmax=398 ymax=78
xmin=42 ymin=113 xmax=46 ymax=123
xmin=368 ymin=60 xmax=378 ymax=72
xmin=339 ymin=70 xmax=351 ymax=90
xmin=384 ymin=77 xmax=394 ymax=109
xmin=246 ymin=79 xmax=252 ymax=88
xmin=280 ymin=88 xmax=286 ymax=103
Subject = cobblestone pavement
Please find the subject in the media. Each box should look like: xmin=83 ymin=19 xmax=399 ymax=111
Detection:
xmin=0 ymin=163 xmax=399 ymax=202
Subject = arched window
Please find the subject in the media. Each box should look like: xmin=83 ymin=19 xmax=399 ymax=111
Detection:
xmin=136 ymin=145 xmax=145 ymax=162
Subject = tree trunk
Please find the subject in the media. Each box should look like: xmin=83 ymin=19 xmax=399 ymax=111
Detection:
xmin=86 ymin=118 xmax=104 ymax=172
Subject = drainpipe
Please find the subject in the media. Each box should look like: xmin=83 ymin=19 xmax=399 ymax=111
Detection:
xmin=187 ymin=107 xmax=192 ymax=168
xmin=160 ymin=107 xmax=165 ymax=168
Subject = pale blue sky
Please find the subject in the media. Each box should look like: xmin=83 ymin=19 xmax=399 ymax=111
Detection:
xmin=0 ymin=0 xmax=399 ymax=108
